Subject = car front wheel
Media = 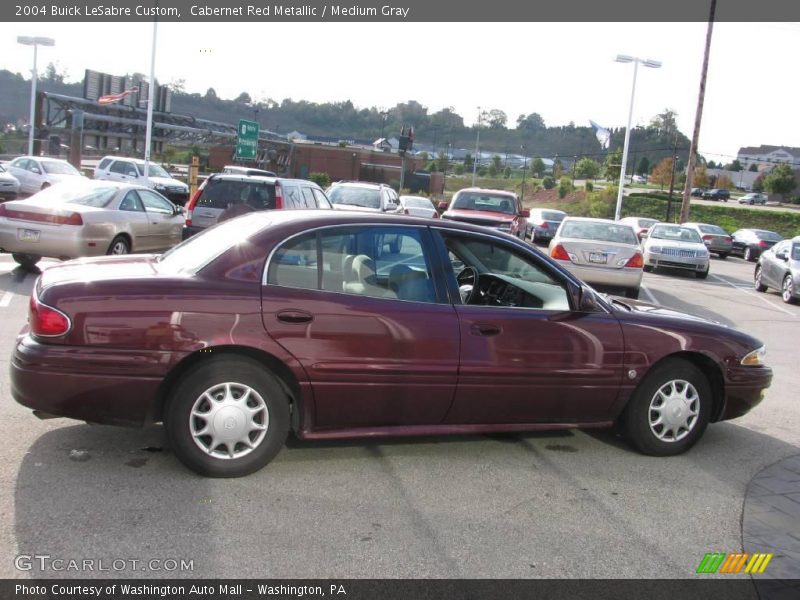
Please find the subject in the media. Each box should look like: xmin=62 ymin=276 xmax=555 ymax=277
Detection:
xmin=621 ymin=358 xmax=711 ymax=456
xmin=107 ymin=235 xmax=130 ymax=255
xmin=696 ymin=266 xmax=709 ymax=280
xmin=744 ymin=247 xmax=754 ymax=262
xmin=782 ymin=275 xmax=797 ymax=304
xmin=754 ymin=266 xmax=768 ymax=292
xmin=165 ymin=356 xmax=290 ymax=477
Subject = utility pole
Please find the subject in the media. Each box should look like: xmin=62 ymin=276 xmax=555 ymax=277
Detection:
xmin=472 ymin=107 xmax=481 ymax=187
xmin=680 ymin=0 xmax=716 ymax=223
xmin=666 ymin=132 xmax=679 ymax=222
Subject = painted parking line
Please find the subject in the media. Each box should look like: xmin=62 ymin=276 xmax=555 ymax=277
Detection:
xmin=639 ymin=284 xmax=658 ymax=305
xmin=0 ymin=291 xmax=13 ymax=308
xmin=709 ymin=273 xmax=796 ymax=317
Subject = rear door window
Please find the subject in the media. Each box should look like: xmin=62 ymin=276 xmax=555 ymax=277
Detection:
xmin=198 ymin=179 xmax=276 ymax=210
xmin=98 ymin=158 xmax=113 ymax=170
xmin=301 ymin=187 xmax=317 ymax=208
xmin=285 ymin=185 xmax=304 ymax=209
xmin=312 ymin=188 xmax=332 ymax=209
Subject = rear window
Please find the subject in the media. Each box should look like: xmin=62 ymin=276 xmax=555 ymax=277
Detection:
xmin=198 ymin=179 xmax=276 ymax=210
xmin=698 ymin=224 xmax=726 ymax=235
xmin=328 ymin=186 xmax=381 ymax=210
xmin=637 ymin=218 xmax=658 ymax=228
xmin=755 ymin=230 xmax=782 ymax=242
xmin=452 ymin=192 xmax=516 ymax=214
xmin=41 ymin=160 xmax=80 ymax=175
xmin=560 ymin=221 xmax=638 ymax=245
xmin=65 ymin=187 xmax=118 ymax=208
xmin=650 ymin=225 xmax=702 ymax=243
xmin=403 ymin=197 xmax=433 ymax=209
xmin=542 ymin=211 xmax=565 ymax=222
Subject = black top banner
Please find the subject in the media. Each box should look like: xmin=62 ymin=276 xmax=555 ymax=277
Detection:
xmin=3 ymin=0 xmax=800 ymax=22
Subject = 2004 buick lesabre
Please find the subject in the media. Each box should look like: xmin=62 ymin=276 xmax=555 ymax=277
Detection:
xmin=11 ymin=210 xmax=772 ymax=477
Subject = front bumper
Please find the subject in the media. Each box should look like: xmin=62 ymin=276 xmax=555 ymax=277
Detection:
xmin=644 ymin=251 xmax=709 ymax=272
xmin=11 ymin=334 xmax=174 ymax=426
xmin=718 ymin=364 xmax=773 ymax=421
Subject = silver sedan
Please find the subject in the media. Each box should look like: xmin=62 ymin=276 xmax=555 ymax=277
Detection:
xmin=0 ymin=164 xmax=20 ymax=200
xmin=642 ymin=224 xmax=710 ymax=278
xmin=0 ymin=180 xmax=184 ymax=270
xmin=548 ymin=216 xmax=643 ymax=299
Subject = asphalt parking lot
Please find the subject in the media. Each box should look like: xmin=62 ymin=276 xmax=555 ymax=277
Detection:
xmin=0 ymin=252 xmax=798 ymax=581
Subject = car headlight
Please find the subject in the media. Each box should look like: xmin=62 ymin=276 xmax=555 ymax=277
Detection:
xmin=697 ymin=249 xmax=709 ymax=258
xmin=154 ymin=184 xmax=166 ymax=191
xmin=741 ymin=345 xmax=766 ymax=366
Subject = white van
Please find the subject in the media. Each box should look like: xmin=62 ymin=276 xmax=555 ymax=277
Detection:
xmin=94 ymin=156 xmax=189 ymax=205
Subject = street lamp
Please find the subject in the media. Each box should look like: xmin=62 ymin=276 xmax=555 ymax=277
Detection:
xmin=17 ymin=36 xmax=55 ymax=156
xmin=472 ymin=106 xmax=481 ymax=187
xmin=614 ymin=54 xmax=661 ymax=221
xmin=521 ymin=145 xmax=528 ymax=202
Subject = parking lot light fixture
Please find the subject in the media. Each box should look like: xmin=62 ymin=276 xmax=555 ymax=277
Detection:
xmin=472 ymin=106 xmax=481 ymax=187
xmin=614 ymin=54 xmax=661 ymax=221
xmin=17 ymin=36 xmax=55 ymax=156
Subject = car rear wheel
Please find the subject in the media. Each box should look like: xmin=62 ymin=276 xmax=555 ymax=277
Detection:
xmin=782 ymin=275 xmax=797 ymax=304
xmin=643 ymin=265 xmax=654 ymax=273
xmin=621 ymin=358 xmax=711 ymax=456
xmin=106 ymin=235 xmax=130 ymax=255
xmin=744 ymin=247 xmax=754 ymax=262
xmin=11 ymin=253 xmax=41 ymax=270
xmin=624 ymin=287 xmax=640 ymax=300
xmin=165 ymin=356 xmax=290 ymax=477
xmin=754 ymin=266 xmax=768 ymax=292
xmin=717 ymin=253 xmax=728 ymax=259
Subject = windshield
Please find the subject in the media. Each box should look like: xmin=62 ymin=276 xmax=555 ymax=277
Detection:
xmin=65 ymin=187 xmax=118 ymax=208
xmin=698 ymin=224 xmax=726 ymax=235
xmin=328 ymin=186 xmax=381 ymax=209
xmin=158 ymin=216 xmax=271 ymax=274
xmin=402 ymin=197 xmax=433 ymax=209
xmin=137 ymin=164 xmax=171 ymax=178
xmin=452 ymin=192 xmax=516 ymax=214
xmin=41 ymin=160 xmax=80 ymax=175
xmin=560 ymin=220 xmax=638 ymax=245
xmin=649 ymin=225 xmax=702 ymax=243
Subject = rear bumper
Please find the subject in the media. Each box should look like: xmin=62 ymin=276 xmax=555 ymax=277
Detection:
xmin=717 ymin=364 xmax=773 ymax=421
xmin=0 ymin=222 xmax=107 ymax=259
xmin=10 ymin=334 xmax=174 ymax=426
xmin=554 ymin=260 xmax=642 ymax=289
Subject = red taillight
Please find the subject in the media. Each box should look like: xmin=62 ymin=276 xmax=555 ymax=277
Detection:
xmin=551 ymin=244 xmax=571 ymax=261
xmin=539 ymin=222 xmax=548 ymax=229
xmin=625 ymin=252 xmax=644 ymax=268
xmin=759 ymin=240 xmax=769 ymax=248
xmin=0 ymin=206 xmax=82 ymax=225
xmin=432 ymin=211 xmax=439 ymax=219
xmin=702 ymin=235 xmax=713 ymax=241
xmin=0 ymin=204 xmax=6 ymax=217
xmin=184 ymin=186 xmax=203 ymax=227
xmin=274 ymin=182 xmax=284 ymax=209
xmin=29 ymin=293 xmax=71 ymax=337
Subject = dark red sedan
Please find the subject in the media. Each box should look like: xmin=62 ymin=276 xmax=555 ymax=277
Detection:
xmin=11 ymin=210 xmax=772 ymax=477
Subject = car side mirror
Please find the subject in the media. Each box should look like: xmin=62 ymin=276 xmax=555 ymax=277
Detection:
xmin=776 ymin=251 xmax=788 ymax=261
xmin=577 ymin=285 xmax=599 ymax=312
xmin=31 ymin=167 xmax=41 ymax=174
xmin=174 ymin=205 xmax=184 ymax=215
xmin=520 ymin=209 xmax=530 ymax=218
xmin=437 ymin=201 xmax=448 ymax=211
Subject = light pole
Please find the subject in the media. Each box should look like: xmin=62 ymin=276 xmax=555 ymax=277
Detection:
xmin=614 ymin=54 xmax=661 ymax=221
xmin=521 ymin=145 xmax=528 ymax=202
xmin=17 ymin=36 xmax=55 ymax=156
xmin=472 ymin=106 xmax=481 ymax=187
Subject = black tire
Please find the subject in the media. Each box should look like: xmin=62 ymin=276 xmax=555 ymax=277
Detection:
xmin=106 ymin=235 xmax=131 ymax=255
xmin=11 ymin=253 xmax=41 ymax=270
xmin=41 ymin=182 xmax=50 ymax=191
xmin=744 ymin=247 xmax=754 ymax=262
xmin=643 ymin=265 xmax=654 ymax=273
xmin=165 ymin=356 xmax=290 ymax=477
xmin=754 ymin=265 xmax=768 ymax=293
xmin=782 ymin=275 xmax=797 ymax=305
xmin=621 ymin=358 xmax=712 ymax=456
xmin=624 ymin=287 xmax=640 ymax=300
xmin=717 ymin=253 xmax=728 ymax=260
xmin=696 ymin=266 xmax=709 ymax=280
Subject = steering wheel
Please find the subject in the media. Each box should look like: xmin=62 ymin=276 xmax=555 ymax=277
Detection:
xmin=456 ymin=266 xmax=479 ymax=304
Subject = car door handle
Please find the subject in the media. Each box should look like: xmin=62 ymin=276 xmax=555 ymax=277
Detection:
xmin=276 ymin=310 xmax=314 ymax=324
xmin=470 ymin=323 xmax=501 ymax=336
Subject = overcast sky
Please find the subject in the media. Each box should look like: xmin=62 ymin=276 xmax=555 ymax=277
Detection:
xmin=1 ymin=21 xmax=798 ymax=162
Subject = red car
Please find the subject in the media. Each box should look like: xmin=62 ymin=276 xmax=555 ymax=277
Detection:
xmin=11 ymin=210 xmax=772 ymax=477
xmin=439 ymin=187 xmax=529 ymax=239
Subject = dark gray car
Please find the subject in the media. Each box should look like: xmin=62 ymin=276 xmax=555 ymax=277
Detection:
xmin=755 ymin=237 xmax=800 ymax=304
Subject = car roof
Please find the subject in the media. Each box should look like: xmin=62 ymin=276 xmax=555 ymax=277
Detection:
xmin=454 ymin=187 xmax=517 ymax=198
xmin=330 ymin=181 xmax=386 ymax=189
xmin=562 ymin=216 xmax=627 ymax=225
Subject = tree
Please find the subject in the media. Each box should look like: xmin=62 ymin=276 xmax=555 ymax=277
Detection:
xmin=605 ymin=150 xmax=622 ymax=181
xmin=482 ymin=109 xmax=507 ymax=129
xmin=503 ymin=166 xmax=512 ymax=179
xmin=636 ymin=156 xmax=650 ymax=176
xmin=235 ymin=92 xmax=252 ymax=104
xmin=650 ymin=157 xmax=674 ymax=189
xmin=205 ymin=87 xmax=218 ymax=100
xmin=491 ymin=155 xmax=502 ymax=172
xmin=168 ymin=78 xmax=186 ymax=94
xmin=436 ymin=152 xmax=449 ymax=173
xmin=752 ymin=172 xmax=765 ymax=192
xmin=749 ymin=163 xmax=759 ymax=172
xmin=487 ymin=162 xmax=498 ymax=177
xmin=763 ymin=163 xmax=796 ymax=201
xmin=723 ymin=159 xmax=742 ymax=172
xmin=429 ymin=107 xmax=464 ymax=130
xmin=542 ymin=176 xmax=555 ymax=190
xmin=649 ymin=109 xmax=678 ymax=135
xmin=43 ymin=62 xmax=67 ymax=84
xmin=516 ymin=112 xmax=546 ymax=131
xmin=707 ymin=160 xmax=717 ymax=169
xmin=463 ymin=153 xmax=474 ymax=170
xmin=716 ymin=174 xmax=734 ymax=190
xmin=694 ymin=166 xmax=709 ymax=188
xmin=575 ymin=158 xmax=600 ymax=180
xmin=530 ymin=156 xmax=545 ymax=177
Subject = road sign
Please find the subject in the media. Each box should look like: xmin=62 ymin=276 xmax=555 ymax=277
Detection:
xmin=236 ymin=119 xmax=259 ymax=160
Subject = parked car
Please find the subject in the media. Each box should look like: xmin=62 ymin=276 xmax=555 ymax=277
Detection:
xmin=326 ymin=181 xmax=401 ymax=213
xmin=632 ymin=175 xmax=647 ymax=184
xmin=527 ymin=208 xmax=567 ymax=244
xmin=0 ymin=163 xmax=21 ymax=200
xmin=7 ymin=156 xmax=83 ymax=195
xmin=731 ymin=229 xmax=783 ymax=262
xmin=94 ymin=156 xmax=189 ymax=205
xmin=642 ymin=223 xmax=710 ymax=278
xmin=702 ymin=188 xmax=730 ymax=202
xmin=11 ymin=210 xmax=772 ymax=476
xmin=0 ymin=180 xmax=183 ymax=269
xmin=439 ymin=187 xmax=529 ymax=239
xmin=183 ymin=173 xmax=332 ymax=239
xmin=738 ymin=193 xmax=767 ymax=206
xmin=619 ymin=216 xmax=659 ymax=243
xmin=222 ymin=165 xmax=277 ymax=177
xmin=690 ymin=188 xmax=708 ymax=198
xmin=682 ymin=222 xmax=733 ymax=259
xmin=755 ymin=237 xmax=800 ymax=304
xmin=549 ymin=217 xmax=643 ymax=298
xmin=398 ymin=195 xmax=439 ymax=219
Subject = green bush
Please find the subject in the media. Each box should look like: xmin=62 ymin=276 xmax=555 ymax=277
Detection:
xmin=542 ymin=176 xmax=555 ymax=190
xmin=585 ymin=181 xmax=594 ymax=192
xmin=558 ymin=184 xmax=567 ymax=198
xmin=308 ymin=172 xmax=331 ymax=188
xmin=453 ymin=164 xmax=465 ymax=175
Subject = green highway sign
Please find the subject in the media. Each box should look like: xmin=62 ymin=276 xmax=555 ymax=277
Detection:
xmin=236 ymin=119 xmax=259 ymax=160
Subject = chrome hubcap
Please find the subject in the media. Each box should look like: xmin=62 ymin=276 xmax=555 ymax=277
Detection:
xmin=783 ymin=277 xmax=793 ymax=301
xmin=648 ymin=379 xmax=699 ymax=442
xmin=755 ymin=268 xmax=762 ymax=287
xmin=111 ymin=242 xmax=128 ymax=254
xmin=189 ymin=382 xmax=269 ymax=459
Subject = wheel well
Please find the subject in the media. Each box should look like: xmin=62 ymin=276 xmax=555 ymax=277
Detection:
xmin=149 ymin=345 xmax=303 ymax=431
xmin=111 ymin=232 xmax=132 ymax=250
xmin=644 ymin=352 xmax=725 ymax=422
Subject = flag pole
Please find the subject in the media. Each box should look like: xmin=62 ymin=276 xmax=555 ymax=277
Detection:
xmin=143 ymin=15 xmax=158 ymax=180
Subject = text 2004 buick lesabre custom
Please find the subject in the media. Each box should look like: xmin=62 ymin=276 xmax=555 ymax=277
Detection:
xmin=11 ymin=210 xmax=772 ymax=477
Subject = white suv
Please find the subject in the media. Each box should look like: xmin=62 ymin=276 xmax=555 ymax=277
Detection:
xmin=94 ymin=156 xmax=189 ymax=205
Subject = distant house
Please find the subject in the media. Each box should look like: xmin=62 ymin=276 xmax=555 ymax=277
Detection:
xmin=706 ymin=168 xmax=760 ymax=191
xmin=737 ymin=145 xmax=800 ymax=171
xmin=286 ymin=130 xmax=307 ymax=141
